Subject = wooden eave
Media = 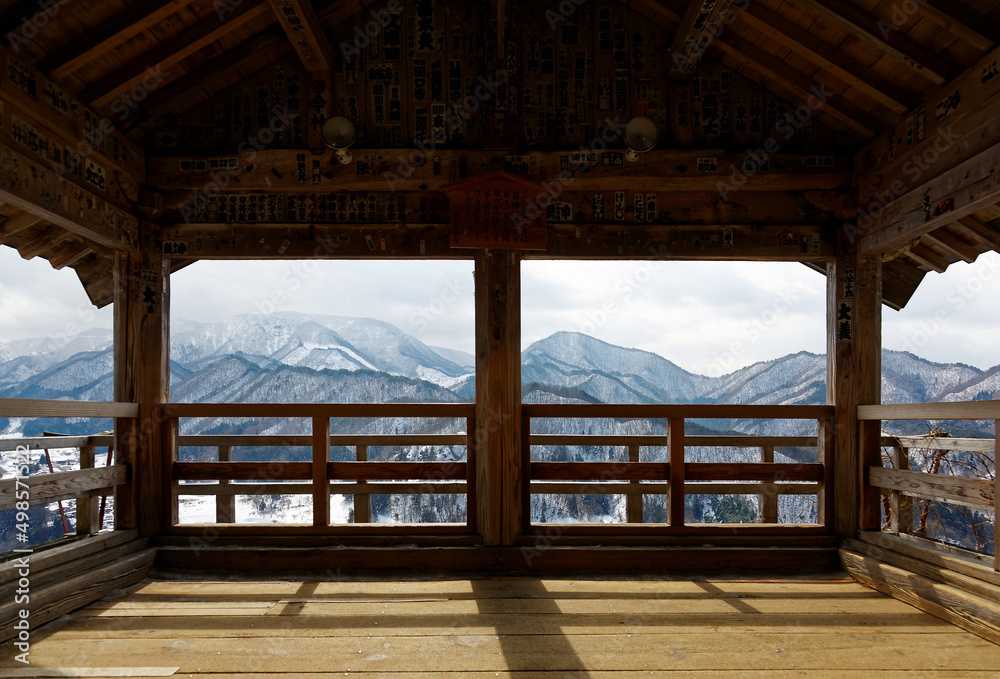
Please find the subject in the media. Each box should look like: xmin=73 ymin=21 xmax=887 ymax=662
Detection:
xmin=0 ymin=0 xmax=998 ymax=310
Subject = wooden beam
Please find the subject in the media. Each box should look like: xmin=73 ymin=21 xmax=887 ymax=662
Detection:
xmin=37 ymin=0 xmax=192 ymax=79
xmin=0 ymin=142 xmax=139 ymax=251
xmin=795 ymin=0 xmax=952 ymax=86
xmin=147 ymin=149 xmax=852 ymax=194
xmin=0 ymin=465 xmax=127 ymax=511
xmin=712 ymin=35 xmax=882 ymax=137
xmin=855 ymin=45 xmax=1000 ymax=201
xmin=80 ymin=0 xmax=273 ymax=108
xmin=0 ymin=0 xmax=53 ymax=40
xmin=153 ymin=222 xmax=836 ymax=262
xmin=0 ymin=399 xmax=138 ymax=418
xmin=16 ymin=227 xmax=69 ymax=260
xmin=858 ymin=401 xmax=1000 ymax=420
xmin=860 ymin=142 xmax=1000 ymax=256
xmin=49 ymin=243 xmax=94 ymax=270
xmin=475 ymin=250 xmax=522 ymax=546
xmin=670 ymin=0 xmax=734 ymax=73
xmin=266 ymin=0 xmax=332 ymax=70
xmin=922 ymin=230 xmax=980 ymax=263
xmin=733 ymin=3 xmax=913 ymax=114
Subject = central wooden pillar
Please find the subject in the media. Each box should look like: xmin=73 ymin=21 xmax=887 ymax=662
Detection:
xmin=114 ymin=236 xmax=171 ymax=537
xmin=827 ymin=236 xmax=882 ymax=537
xmin=475 ymin=250 xmax=523 ymax=546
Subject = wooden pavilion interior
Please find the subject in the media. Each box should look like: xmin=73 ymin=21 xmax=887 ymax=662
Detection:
xmin=1 ymin=0 xmax=1000 ymax=674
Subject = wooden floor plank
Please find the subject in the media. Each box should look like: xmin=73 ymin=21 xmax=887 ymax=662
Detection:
xmin=2 ymin=577 xmax=998 ymax=676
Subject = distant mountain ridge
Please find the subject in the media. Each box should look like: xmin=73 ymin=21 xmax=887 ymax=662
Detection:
xmin=1 ymin=313 xmax=997 ymax=437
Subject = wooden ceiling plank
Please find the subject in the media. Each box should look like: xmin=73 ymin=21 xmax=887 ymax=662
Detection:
xmin=954 ymin=216 xmax=1000 ymax=252
xmin=80 ymin=0 xmax=273 ymax=109
xmin=0 ymin=0 xmax=52 ymax=40
xmin=923 ymin=229 xmax=980 ymax=263
xmin=628 ymin=0 xmax=683 ymax=27
xmin=265 ymin=0 xmax=332 ymax=71
xmin=712 ymin=35 xmax=882 ymax=137
xmin=905 ymin=244 xmax=950 ymax=273
xmin=860 ymin=141 xmax=1000 ymax=255
xmin=0 ymin=141 xmax=138 ymax=251
xmin=795 ymin=0 xmax=952 ymax=86
xmin=733 ymin=3 xmax=914 ymax=114
xmin=670 ymin=0 xmax=735 ymax=73
xmin=135 ymin=27 xmax=291 ymax=130
xmin=920 ymin=2 xmax=995 ymax=52
xmin=38 ymin=0 xmax=194 ymax=80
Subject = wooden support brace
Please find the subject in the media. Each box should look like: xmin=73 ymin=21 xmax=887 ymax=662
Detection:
xmin=76 ymin=445 xmax=100 ymax=535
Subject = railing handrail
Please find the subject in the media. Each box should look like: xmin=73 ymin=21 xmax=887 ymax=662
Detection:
xmin=160 ymin=402 xmax=475 ymax=418
xmin=859 ymin=401 xmax=1000 ymax=421
xmin=881 ymin=435 xmax=996 ymax=454
xmin=523 ymin=403 xmax=834 ymax=419
xmin=531 ymin=434 xmax=818 ymax=447
xmin=176 ymin=434 xmax=468 ymax=446
xmin=0 ymin=434 xmax=115 ymax=452
xmin=0 ymin=398 xmax=138 ymax=418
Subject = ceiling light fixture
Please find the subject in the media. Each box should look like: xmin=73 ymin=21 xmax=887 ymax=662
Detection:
xmin=322 ymin=116 xmax=357 ymax=164
xmin=624 ymin=116 xmax=658 ymax=162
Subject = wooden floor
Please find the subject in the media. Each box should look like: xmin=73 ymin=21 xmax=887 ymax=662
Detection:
xmin=3 ymin=575 xmax=1000 ymax=677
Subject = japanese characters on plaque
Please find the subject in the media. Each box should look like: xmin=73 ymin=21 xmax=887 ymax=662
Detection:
xmin=446 ymin=172 xmax=547 ymax=250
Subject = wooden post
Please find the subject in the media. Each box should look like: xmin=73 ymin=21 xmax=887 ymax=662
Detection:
xmin=114 ymin=245 xmax=171 ymax=537
xmin=216 ymin=446 xmax=235 ymax=524
xmin=162 ymin=414 xmax=179 ymax=528
xmin=626 ymin=443 xmax=643 ymax=524
xmin=827 ymin=242 xmax=881 ymax=537
xmin=474 ymin=250 xmax=522 ymax=545
xmin=354 ymin=444 xmax=371 ymax=523
xmin=859 ymin=419 xmax=883 ymax=531
xmin=759 ymin=445 xmax=779 ymax=524
xmin=75 ymin=445 xmax=99 ymax=535
xmin=668 ymin=418 xmax=685 ymax=526
xmin=889 ymin=439 xmax=912 ymax=534
xmin=994 ymin=420 xmax=999 ymax=572
xmin=818 ymin=418 xmax=835 ymax=528
xmin=312 ymin=417 xmax=330 ymax=526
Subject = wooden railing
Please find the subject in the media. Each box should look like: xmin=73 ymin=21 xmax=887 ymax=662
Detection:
xmin=0 ymin=399 xmax=136 ymax=546
xmin=858 ymin=401 xmax=999 ymax=571
xmin=522 ymin=404 xmax=835 ymax=535
xmin=159 ymin=403 xmax=476 ymax=535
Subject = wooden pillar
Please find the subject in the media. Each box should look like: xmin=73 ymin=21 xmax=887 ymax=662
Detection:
xmin=114 ymin=243 xmax=171 ymax=537
xmin=827 ymin=240 xmax=881 ymax=537
xmin=474 ymin=250 xmax=522 ymax=546
xmin=994 ymin=421 xmax=999 ymax=572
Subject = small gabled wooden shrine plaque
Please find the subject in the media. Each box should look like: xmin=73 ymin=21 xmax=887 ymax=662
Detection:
xmin=444 ymin=170 xmax=548 ymax=250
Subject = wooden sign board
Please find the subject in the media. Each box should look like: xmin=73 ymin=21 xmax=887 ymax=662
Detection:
xmin=445 ymin=171 xmax=547 ymax=250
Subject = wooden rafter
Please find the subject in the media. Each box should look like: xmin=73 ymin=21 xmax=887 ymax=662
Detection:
xmin=80 ymin=0 xmax=273 ymax=108
xmin=18 ymin=227 xmax=70 ymax=260
xmin=0 ymin=211 xmax=44 ymax=239
xmin=670 ymin=0 xmax=734 ymax=73
xmin=49 ymin=243 xmax=94 ymax=270
xmin=861 ymin=142 xmax=1000 ymax=256
xmin=0 ymin=0 xmax=49 ymax=38
xmin=732 ymin=3 xmax=913 ymax=115
xmin=795 ymin=0 xmax=952 ymax=86
xmin=954 ymin=217 xmax=1000 ymax=252
xmin=905 ymin=244 xmax=948 ymax=273
xmin=922 ymin=230 xmax=979 ymax=264
xmin=37 ymin=0 xmax=194 ymax=80
xmin=266 ymin=0 xmax=332 ymax=70
xmin=920 ymin=2 xmax=995 ymax=52
xmin=712 ymin=35 xmax=882 ymax=137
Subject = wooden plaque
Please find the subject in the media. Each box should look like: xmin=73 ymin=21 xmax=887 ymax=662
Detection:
xmin=445 ymin=171 xmax=548 ymax=250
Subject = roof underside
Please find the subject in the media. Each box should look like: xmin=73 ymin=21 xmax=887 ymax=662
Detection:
xmin=1 ymin=0 xmax=999 ymax=310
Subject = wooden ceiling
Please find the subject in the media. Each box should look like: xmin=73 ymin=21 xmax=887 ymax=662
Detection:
xmin=1 ymin=0 xmax=999 ymax=310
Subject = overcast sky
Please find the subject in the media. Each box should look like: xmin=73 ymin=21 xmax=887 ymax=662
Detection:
xmin=1 ymin=247 xmax=998 ymax=374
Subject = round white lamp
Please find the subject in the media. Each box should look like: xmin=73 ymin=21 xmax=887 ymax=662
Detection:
xmin=624 ymin=116 xmax=658 ymax=162
xmin=322 ymin=116 xmax=357 ymax=164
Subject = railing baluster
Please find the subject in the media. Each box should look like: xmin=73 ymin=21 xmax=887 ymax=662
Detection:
xmin=76 ymin=444 xmax=98 ymax=535
xmin=626 ymin=443 xmax=642 ymax=524
xmin=888 ymin=440 xmax=911 ymax=535
xmin=994 ymin=419 xmax=998 ymax=572
xmin=312 ymin=417 xmax=331 ymax=526
xmin=216 ymin=445 xmax=235 ymax=524
xmin=355 ymin=444 xmax=371 ymax=523
xmin=819 ymin=418 xmax=835 ymax=530
xmin=759 ymin=445 xmax=778 ymax=524
xmin=669 ymin=418 xmax=685 ymax=527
